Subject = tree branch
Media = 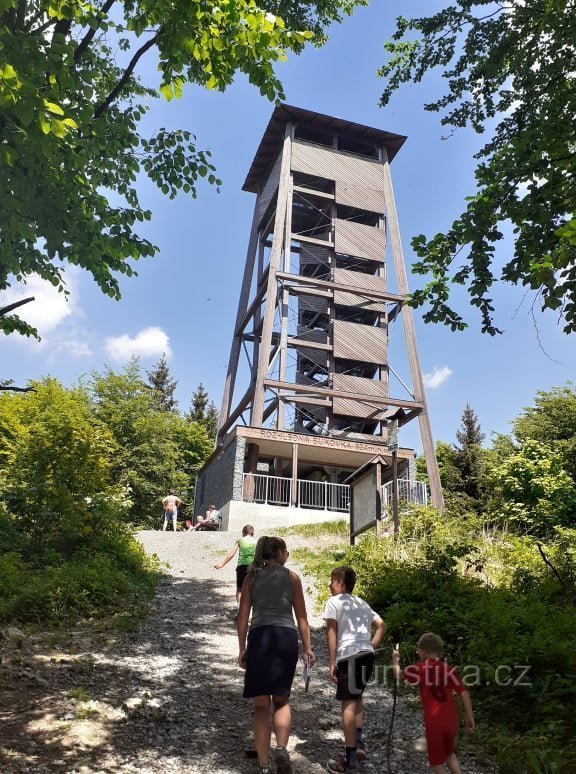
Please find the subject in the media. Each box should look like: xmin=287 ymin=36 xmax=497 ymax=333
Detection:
xmin=16 ymin=0 xmax=26 ymax=29
xmin=0 ymin=296 xmax=35 ymax=317
xmin=428 ymin=6 xmax=509 ymax=48
xmin=74 ymin=0 xmax=117 ymax=63
xmin=0 ymin=385 xmax=36 ymax=393
xmin=537 ymin=541 xmax=565 ymax=585
xmin=27 ymin=16 xmax=57 ymax=35
xmin=93 ymin=29 xmax=162 ymax=119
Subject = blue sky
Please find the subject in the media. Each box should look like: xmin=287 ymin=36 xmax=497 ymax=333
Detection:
xmin=2 ymin=1 xmax=575 ymax=452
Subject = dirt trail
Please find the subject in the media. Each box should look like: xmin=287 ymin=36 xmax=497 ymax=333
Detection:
xmin=0 ymin=530 xmax=494 ymax=773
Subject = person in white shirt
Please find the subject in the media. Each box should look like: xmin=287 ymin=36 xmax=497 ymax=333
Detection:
xmin=323 ymin=566 xmax=386 ymax=773
xmin=190 ymin=504 xmax=220 ymax=531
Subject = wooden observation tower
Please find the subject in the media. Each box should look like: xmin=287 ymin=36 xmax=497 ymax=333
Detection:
xmin=197 ymin=105 xmax=443 ymax=529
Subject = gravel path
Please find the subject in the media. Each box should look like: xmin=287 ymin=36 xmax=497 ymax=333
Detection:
xmin=0 ymin=530 xmax=495 ymax=773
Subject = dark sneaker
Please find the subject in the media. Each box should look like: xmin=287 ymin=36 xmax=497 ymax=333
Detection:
xmin=356 ymin=741 xmax=367 ymax=764
xmin=326 ymin=756 xmax=356 ymax=773
xmin=275 ymin=746 xmax=292 ymax=774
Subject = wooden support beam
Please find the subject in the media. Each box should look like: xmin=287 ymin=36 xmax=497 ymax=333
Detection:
xmin=281 ymin=395 xmax=331 ymax=406
xmin=291 ymin=233 xmax=334 ymax=248
xmin=252 ymin=125 xmax=294 ymax=426
xmin=262 ymin=396 xmax=279 ymax=425
xmin=234 ymin=266 xmax=269 ymax=338
xmin=287 ymin=337 xmax=331 ymax=351
xmin=264 ymin=379 xmax=424 ymax=411
xmin=293 ymin=185 xmax=334 ymax=201
xmin=381 ymin=146 xmax=444 ymax=510
xmin=276 ymin=271 xmax=406 ymax=304
xmin=217 ymin=383 xmax=255 ymax=440
xmin=218 ymin=194 xmax=262 ymax=443
xmin=288 ymin=286 xmax=332 ymax=300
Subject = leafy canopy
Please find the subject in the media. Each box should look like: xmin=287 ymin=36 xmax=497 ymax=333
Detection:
xmin=379 ymin=0 xmax=576 ymax=334
xmin=0 ymin=0 xmax=366 ymax=337
xmin=88 ymin=358 xmax=212 ymax=524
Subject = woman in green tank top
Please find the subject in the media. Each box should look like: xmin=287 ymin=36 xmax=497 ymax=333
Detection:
xmin=215 ymin=524 xmax=257 ymax=604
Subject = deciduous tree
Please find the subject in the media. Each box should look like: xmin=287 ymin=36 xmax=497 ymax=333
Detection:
xmin=88 ymin=359 xmax=212 ymax=524
xmin=379 ymin=0 xmax=576 ymax=334
xmin=1 ymin=0 xmax=366 ymax=337
xmin=513 ymin=383 xmax=576 ymax=483
xmin=487 ymin=439 xmax=576 ymax=536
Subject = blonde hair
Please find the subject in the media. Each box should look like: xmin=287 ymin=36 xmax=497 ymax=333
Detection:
xmin=417 ymin=632 xmax=444 ymax=657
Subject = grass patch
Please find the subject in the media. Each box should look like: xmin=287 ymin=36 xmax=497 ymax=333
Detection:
xmin=67 ymin=688 xmax=90 ymax=701
xmin=276 ymin=519 xmax=349 ymax=539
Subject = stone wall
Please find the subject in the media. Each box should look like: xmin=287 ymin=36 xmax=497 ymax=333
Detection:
xmin=194 ymin=435 xmax=246 ymax=524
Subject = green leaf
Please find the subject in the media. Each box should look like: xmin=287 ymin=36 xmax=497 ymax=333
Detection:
xmin=43 ymin=100 xmax=65 ymax=116
xmin=38 ymin=113 xmax=51 ymax=135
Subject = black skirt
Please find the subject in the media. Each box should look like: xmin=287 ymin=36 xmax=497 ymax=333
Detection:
xmin=243 ymin=625 xmax=298 ymax=698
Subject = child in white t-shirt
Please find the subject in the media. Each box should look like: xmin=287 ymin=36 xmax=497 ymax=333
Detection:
xmin=323 ymin=566 xmax=386 ymax=773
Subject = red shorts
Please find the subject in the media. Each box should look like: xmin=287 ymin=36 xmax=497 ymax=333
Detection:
xmin=425 ymin=718 xmax=458 ymax=766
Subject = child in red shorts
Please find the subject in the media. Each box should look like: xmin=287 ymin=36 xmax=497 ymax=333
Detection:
xmin=392 ymin=632 xmax=475 ymax=773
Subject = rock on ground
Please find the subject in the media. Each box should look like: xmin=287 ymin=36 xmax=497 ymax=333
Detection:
xmin=0 ymin=530 xmax=495 ymax=773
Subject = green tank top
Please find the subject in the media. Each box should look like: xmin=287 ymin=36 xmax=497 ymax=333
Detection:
xmin=238 ymin=536 xmax=256 ymax=567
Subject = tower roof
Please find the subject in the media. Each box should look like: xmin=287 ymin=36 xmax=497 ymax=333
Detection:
xmin=243 ymin=104 xmax=407 ymax=193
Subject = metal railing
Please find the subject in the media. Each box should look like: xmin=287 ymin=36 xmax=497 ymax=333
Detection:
xmin=242 ymin=473 xmax=350 ymax=512
xmin=381 ymin=478 xmax=428 ymax=510
xmin=243 ymin=473 xmax=292 ymax=506
xmin=298 ymin=479 xmax=350 ymax=512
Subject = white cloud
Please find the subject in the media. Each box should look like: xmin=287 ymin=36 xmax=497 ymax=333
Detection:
xmin=2 ymin=273 xmax=77 ymax=336
xmin=105 ymin=327 xmax=171 ymax=362
xmin=46 ymin=333 xmax=93 ymax=362
xmin=423 ymin=365 xmax=452 ymax=389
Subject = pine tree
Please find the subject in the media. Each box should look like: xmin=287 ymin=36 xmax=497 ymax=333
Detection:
xmin=146 ymin=354 xmax=178 ymax=412
xmin=454 ymin=404 xmax=485 ymax=502
xmin=187 ymin=383 xmax=219 ymax=440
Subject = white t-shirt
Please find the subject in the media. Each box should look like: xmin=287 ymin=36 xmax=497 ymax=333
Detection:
xmin=323 ymin=593 xmax=379 ymax=661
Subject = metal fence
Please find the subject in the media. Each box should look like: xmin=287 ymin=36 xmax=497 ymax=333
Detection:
xmin=242 ymin=473 xmax=350 ymax=512
xmin=297 ymin=480 xmax=350 ymax=512
xmin=243 ymin=473 xmax=292 ymax=506
xmin=381 ymin=478 xmax=428 ymax=510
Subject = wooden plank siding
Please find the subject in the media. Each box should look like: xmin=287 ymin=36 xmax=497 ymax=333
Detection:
xmin=334 ymin=219 xmax=386 ymax=263
xmin=335 ymin=181 xmax=386 ymax=213
xmin=255 ymin=152 xmax=282 ymax=228
xmin=333 ymin=373 xmax=389 ymax=397
xmin=333 ymin=291 xmax=386 ymax=313
xmin=332 ymin=373 xmax=389 ymax=419
xmin=291 ymin=140 xmax=386 ymax=192
xmin=333 ymin=268 xmax=387 ymax=291
xmin=296 ymin=294 xmax=329 ymax=314
xmin=294 ymin=326 xmax=329 ymax=345
xmin=298 ymin=243 xmax=331 ymax=267
xmin=333 ymin=320 xmax=387 ymax=365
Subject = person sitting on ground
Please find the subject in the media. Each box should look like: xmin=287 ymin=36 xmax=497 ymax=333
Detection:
xmin=190 ymin=504 xmax=220 ymax=531
xmin=215 ymin=524 xmax=257 ymax=606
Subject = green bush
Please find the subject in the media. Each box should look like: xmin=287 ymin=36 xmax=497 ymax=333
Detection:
xmin=0 ymin=541 xmax=160 ymax=624
xmin=296 ymin=512 xmax=576 ymax=772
